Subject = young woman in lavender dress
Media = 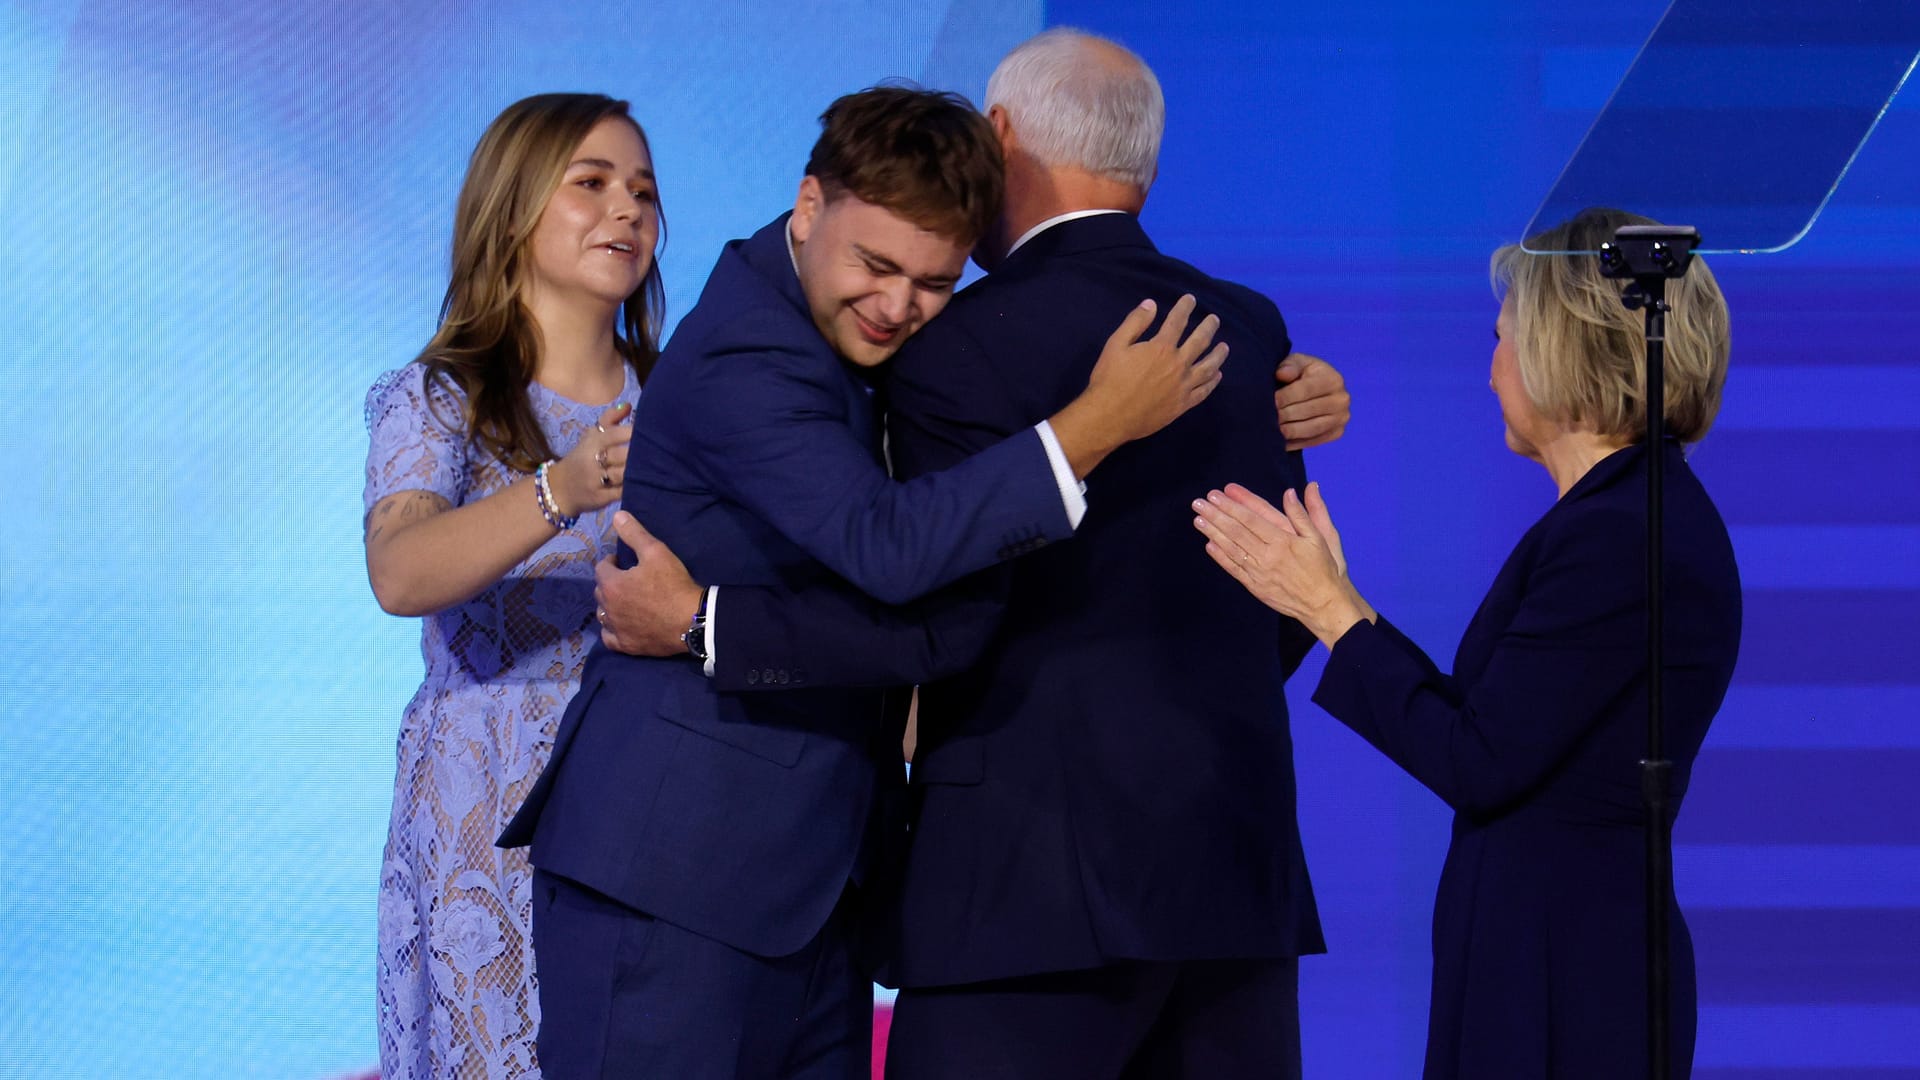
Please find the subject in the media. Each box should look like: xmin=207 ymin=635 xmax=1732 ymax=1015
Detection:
xmin=361 ymin=93 xmax=664 ymax=1079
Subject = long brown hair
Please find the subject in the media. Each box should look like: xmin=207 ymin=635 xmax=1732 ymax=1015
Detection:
xmin=418 ymin=93 xmax=666 ymax=472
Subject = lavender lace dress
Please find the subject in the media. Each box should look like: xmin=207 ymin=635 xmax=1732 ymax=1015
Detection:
xmin=363 ymin=362 xmax=638 ymax=1080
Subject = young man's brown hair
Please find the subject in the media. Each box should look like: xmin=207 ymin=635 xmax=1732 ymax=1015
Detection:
xmin=805 ymin=84 xmax=1004 ymax=247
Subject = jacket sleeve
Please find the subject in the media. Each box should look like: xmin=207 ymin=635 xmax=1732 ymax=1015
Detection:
xmin=677 ymin=311 xmax=1068 ymax=605
xmin=702 ymin=311 xmax=1032 ymax=691
xmin=1310 ymin=506 xmax=1645 ymax=817
xmin=709 ymin=569 xmax=1006 ymax=691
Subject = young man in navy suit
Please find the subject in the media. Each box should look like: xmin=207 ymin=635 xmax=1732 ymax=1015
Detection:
xmin=500 ymin=87 xmax=1236 ymax=1079
xmin=597 ymin=31 xmax=1348 ymax=1079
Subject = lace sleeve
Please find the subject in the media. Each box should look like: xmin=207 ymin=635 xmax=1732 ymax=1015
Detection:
xmin=363 ymin=364 xmax=471 ymax=515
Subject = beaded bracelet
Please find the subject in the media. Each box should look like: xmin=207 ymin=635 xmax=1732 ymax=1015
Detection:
xmin=533 ymin=460 xmax=579 ymax=530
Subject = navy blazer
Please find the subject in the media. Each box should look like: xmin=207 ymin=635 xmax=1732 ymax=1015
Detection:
xmin=1312 ymin=441 xmax=1741 ymax=1079
xmin=499 ymin=215 xmax=1075 ymax=959
xmin=720 ymin=213 xmax=1329 ymax=986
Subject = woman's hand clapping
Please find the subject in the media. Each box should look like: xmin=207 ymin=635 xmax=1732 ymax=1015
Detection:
xmin=1192 ymin=481 xmax=1375 ymax=648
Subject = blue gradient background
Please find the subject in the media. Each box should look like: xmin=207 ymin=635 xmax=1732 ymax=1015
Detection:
xmin=1 ymin=1 xmax=1914 ymax=1076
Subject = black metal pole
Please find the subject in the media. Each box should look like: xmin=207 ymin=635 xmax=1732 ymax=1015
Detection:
xmin=1640 ymin=285 xmax=1672 ymax=1080
xmin=1600 ymin=223 xmax=1694 ymax=1080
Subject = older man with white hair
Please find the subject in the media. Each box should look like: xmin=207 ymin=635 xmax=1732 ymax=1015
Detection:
xmin=869 ymin=27 xmax=1333 ymax=1079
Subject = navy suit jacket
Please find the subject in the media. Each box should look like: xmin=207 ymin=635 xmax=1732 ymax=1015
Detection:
xmin=1312 ymin=442 xmax=1741 ymax=1079
xmin=719 ymin=213 xmax=1328 ymax=986
xmin=499 ymin=215 xmax=1074 ymax=959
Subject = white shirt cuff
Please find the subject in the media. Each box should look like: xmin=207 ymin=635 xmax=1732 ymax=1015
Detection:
xmin=1034 ymin=420 xmax=1088 ymax=529
xmin=702 ymin=586 xmax=718 ymax=677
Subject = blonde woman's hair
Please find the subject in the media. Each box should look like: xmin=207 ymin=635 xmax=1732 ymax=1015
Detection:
xmin=419 ymin=93 xmax=665 ymax=472
xmin=1491 ymin=208 xmax=1729 ymax=444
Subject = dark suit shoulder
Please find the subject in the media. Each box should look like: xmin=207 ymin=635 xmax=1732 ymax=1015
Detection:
xmin=644 ymin=279 xmax=857 ymax=467
xmin=1209 ymin=273 xmax=1287 ymax=327
xmin=1460 ymin=479 xmax=1641 ymax=658
xmin=1544 ymin=444 xmax=1730 ymax=560
xmin=930 ymin=246 xmax=1282 ymax=351
xmin=1524 ymin=464 xmax=1646 ymax=577
xmin=1515 ymin=449 xmax=1738 ymax=636
xmin=1151 ymin=250 xmax=1289 ymax=338
xmin=663 ymin=216 xmax=813 ymax=364
xmin=885 ymin=283 xmax=1023 ymax=429
xmin=889 ymin=220 xmax=1293 ymax=446
xmin=691 ymin=304 xmax=818 ymax=364
xmin=896 ymin=286 xmax=993 ymax=361
xmin=1023 ymin=239 xmax=1284 ymax=344
xmin=685 ymin=317 xmax=853 ymax=430
xmin=1538 ymin=491 xmax=1641 ymax=552
xmin=903 ymin=267 xmax=1037 ymax=357
xmin=663 ymin=246 xmax=836 ymax=387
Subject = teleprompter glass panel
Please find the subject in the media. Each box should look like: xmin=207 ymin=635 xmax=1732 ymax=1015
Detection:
xmin=1522 ymin=0 xmax=1920 ymax=254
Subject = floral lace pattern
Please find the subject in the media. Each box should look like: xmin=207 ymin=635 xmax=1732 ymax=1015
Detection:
xmin=364 ymin=363 xmax=637 ymax=1080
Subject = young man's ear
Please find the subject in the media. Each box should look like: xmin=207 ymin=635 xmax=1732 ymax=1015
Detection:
xmin=790 ymin=175 xmax=824 ymax=244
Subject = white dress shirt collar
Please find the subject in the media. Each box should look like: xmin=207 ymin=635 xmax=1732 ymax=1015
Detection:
xmin=1005 ymin=208 xmax=1128 ymax=259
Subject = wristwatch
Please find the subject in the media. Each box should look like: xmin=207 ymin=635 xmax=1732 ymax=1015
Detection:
xmin=681 ymin=591 xmax=709 ymax=664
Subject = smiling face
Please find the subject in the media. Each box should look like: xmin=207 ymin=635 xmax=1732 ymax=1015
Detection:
xmin=788 ymin=176 xmax=970 ymax=368
xmin=522 ymin=116 xmax=659 ymax=314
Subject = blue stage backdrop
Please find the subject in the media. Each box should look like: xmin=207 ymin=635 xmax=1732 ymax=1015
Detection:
xmin=1 ymin=1 xmax=1914 ymax=1076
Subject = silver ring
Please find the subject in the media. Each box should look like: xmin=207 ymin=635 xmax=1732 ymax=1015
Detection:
xmin=596 ymin=608 xmax=608 ymax=623
xmin=595 ymin=447 xmax=608 ymax=469
xmin=601 ymin=470 xmax=612 ymax=487
xmin=595 ymin=423 xmax=606 ymax=434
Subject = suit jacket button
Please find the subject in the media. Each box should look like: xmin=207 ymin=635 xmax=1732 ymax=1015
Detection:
xmin=762 ymin=669 xmax=776 ymax=685
xmin=746 ymin=669 xmax=759 ymax=685
xmin=777 ymin=670 xmax=790 ymax=685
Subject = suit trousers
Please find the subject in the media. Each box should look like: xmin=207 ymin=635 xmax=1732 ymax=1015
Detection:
xmin=532 ymin=868 xmax=870 ymax=1080
xmin=885 ymin=956 xmax=1301 ymax=1080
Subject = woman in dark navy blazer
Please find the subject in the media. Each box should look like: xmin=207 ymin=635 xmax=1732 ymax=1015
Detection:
xmin=1193 ymin=208 xmax=1741 ymax=1080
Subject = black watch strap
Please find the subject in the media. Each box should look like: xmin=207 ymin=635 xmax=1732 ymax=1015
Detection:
xmin=682 ymin=590 xmax=710 ymax=664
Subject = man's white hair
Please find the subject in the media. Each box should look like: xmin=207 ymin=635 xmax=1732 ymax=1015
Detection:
xmin=985 ymin=28 xmax=1164 ymax=191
